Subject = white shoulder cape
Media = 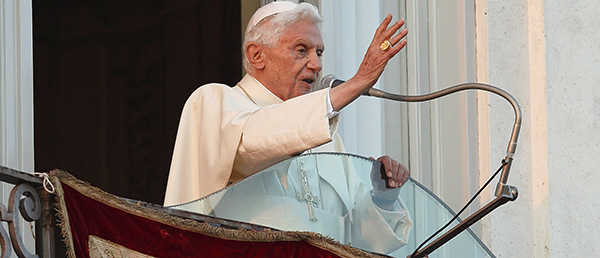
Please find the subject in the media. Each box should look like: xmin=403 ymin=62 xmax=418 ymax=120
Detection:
xmin=164 ymin=75 xmax=336 ymax=206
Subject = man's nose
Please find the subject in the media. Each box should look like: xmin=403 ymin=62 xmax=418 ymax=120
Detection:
xmin=307 ymin=53 xmax=322 ymax=72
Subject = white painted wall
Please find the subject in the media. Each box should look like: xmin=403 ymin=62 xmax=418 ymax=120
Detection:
xmin=478 ymin=0 xmax=600 ymax=257
xmin=544 ymin=1 xmax=600 ymax=256
xmin=477 ymin=0 xmax=536 ymax=255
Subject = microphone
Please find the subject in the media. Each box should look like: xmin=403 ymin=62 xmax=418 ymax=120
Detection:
xmin=319 ymin=74 xmax=345 ymax=89
xmin=318 ymin=74 xmax=375 ymax=96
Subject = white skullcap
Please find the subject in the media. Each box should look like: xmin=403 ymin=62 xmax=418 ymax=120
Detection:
xmin=245 ymin=1 xmax=298 ymax=36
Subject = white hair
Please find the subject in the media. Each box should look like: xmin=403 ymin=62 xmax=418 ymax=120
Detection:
xmin=243 ymin=3 xmax=323 ymax=73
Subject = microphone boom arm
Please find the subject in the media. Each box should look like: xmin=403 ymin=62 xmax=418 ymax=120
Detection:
xmin=367 ymin=83 xmax=521 ymax=190
xmin=363 ymin=83 xmax=521 ymax=258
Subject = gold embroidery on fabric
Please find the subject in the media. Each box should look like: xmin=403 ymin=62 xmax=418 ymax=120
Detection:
xmin=89 ymin=235 xmax=155 ymax=258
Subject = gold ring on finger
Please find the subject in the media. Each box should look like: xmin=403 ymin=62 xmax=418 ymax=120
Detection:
xmin=380 ymin=40 xmax=392 ymax=51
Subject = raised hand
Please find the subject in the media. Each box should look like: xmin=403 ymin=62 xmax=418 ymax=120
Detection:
xmin=330 ymin=14 xmax=408 ymax=111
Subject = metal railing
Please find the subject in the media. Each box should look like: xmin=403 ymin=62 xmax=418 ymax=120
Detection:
xmin=0 ymin=166 xmax=55 ymax=258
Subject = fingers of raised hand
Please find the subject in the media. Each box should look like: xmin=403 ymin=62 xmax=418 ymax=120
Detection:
xmin=375 ymin=14 xmax=394 ymax=37
xmin=382 ymin=18 xmax=406 ymax=40
xmin=356 ymin=17 xmax=408 ymax=88
xmin=381 ymin=27 xmax=408 ymax=57
xmin=388 ymin=28 xmax=408 ymax=51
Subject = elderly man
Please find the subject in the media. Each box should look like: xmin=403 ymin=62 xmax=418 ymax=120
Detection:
xmin=164 ymin=1 xmax=411 ymax=254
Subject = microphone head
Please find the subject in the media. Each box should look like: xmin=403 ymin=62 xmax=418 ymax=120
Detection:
xmin=318 ymin=74 xmax=337 ymax=90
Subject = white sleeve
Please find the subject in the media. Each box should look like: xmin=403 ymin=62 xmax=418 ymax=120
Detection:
xmin=351 ymin=193 xmax=413 ymax=254
xmin=325 ymin=88 xmax=340 ymax=119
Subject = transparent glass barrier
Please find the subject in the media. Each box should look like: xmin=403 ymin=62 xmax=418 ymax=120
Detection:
xmin=171 ymin=153 xmax=495 ymax=257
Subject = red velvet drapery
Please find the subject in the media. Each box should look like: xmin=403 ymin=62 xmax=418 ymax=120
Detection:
xmin=51 ymin=170 xmax=382 ymax=258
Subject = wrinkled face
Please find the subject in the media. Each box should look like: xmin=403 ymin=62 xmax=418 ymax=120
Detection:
xmin=261 ymin=19 xmax=324 ymax=101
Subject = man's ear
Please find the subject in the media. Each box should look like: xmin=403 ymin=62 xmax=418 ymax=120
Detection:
xmin=246 ymin=43 xmax=266 ymax=70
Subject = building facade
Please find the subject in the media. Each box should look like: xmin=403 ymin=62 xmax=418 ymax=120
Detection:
xmin=2 ymin=0 xmax=599 ymax=257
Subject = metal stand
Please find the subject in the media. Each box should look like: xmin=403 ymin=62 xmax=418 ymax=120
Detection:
xmin=361 ymin=82 xmax=521 ymax=258
xmin=408 ymin=164 xmax=518 ymax=258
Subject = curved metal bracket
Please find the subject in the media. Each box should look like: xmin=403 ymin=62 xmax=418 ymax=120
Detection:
xmin=1 ymin=183 xmax=42 ymax=258
xmin=366 ymin=83 xmax=521 ymax=193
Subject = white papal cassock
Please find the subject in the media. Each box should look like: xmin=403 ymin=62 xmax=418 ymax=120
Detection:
xmin=164 ymin=74 xmax=412 ymax=254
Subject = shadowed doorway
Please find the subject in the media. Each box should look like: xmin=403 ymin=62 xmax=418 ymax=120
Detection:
xmin=33 ymin=1 xmax=242 ymax=204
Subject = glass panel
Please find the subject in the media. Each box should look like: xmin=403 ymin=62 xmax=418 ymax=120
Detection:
xmin=393 ymin=175 xmax=495 ymax=258
xmin=171 ymin=153 xmax=494 ymax=257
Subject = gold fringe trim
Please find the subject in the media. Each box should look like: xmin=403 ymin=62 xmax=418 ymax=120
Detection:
xmin=50 ymin=169 xmax=76 ymax=258
xmin=50 ymin=169 xmax=386 ymax=258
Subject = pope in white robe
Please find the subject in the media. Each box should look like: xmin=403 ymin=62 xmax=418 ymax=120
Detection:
xmin=163 ymin=1 xmax=413 ymax=254
xmin=166 ymin=74 xmax=412 ymax=254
